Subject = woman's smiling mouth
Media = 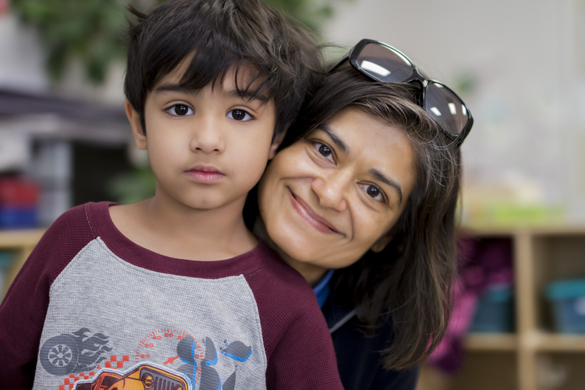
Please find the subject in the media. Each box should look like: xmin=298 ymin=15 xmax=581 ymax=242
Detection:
xmin=288 ymin=188 xmax=341 ymax=235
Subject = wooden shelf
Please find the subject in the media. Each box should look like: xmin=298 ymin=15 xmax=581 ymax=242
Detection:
xmin=0 ymin=229 xmax=45 ymax=297
xmin=0 ymin=229 xmax=45 ymax=247
xmin=533 ymin=333 xmax=585 ymax=352
xmin=465 ymin=333 xmax=518 ymax=351
xmin=420 ymin=227 xmax=585 ymax=390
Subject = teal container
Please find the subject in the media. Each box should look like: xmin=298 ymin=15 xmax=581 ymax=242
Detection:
xmin=0 ymin=251 xmax=14 ymax=303
xmin=546 ymin=279 xmax=585 ymax=333
xmin=470 ymin=285 xmax=515 ymax=333
xmin=0 ymin=252 xmax=13 ymax=269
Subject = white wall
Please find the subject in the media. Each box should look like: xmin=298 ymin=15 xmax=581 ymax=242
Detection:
xmin=0 ymin=12 xmax=125 ymax=106
xmin=323 ymin=0 xmax=585 ymax=223
xmin=0 ymin=13 xmax=48 ymax=91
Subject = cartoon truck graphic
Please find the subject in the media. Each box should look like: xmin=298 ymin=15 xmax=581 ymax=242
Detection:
xmin=74 ymin=364 xmax=190 ymax=390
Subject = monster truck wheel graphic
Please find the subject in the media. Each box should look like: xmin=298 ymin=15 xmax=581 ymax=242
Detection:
xmin=40 ymin=335 xmax=79 ymax=376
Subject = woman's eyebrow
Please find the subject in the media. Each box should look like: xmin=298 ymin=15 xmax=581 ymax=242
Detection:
xmin=369 ymin=168 xmax=403 ymax=205
xmin=320 ymin=123 xmax=349 ymax=154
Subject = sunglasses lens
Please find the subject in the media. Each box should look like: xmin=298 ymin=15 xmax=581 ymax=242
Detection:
xmin=355 ymin=43 xmax=414 ymax=82
xmin=425 ymin=82 xmax=469 ymax=136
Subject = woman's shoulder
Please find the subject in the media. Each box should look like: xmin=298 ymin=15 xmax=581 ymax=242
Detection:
xmin=250 ymin=241 xmax=318 ymax=299
xmin=324 ymin=297 xmax=419 ymax=390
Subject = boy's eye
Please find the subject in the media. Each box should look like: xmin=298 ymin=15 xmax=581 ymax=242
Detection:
xmin=166 ymin=104 xmax=193 ymax=116
xmin=227 ymin=109 xmax=253 ymax=121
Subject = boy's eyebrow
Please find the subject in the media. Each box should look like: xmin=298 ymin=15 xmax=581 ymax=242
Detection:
xmin=224 ymin=88 xmax=270 ymax=103
xmin=153 ymin=83 xmax=269 ymax=103
xmin=154 ymin=84 xmax=199 ymax=95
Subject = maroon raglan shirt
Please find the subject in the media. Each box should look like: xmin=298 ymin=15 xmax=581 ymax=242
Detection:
xmin=0 ymin=202 xmax=343 ymax=390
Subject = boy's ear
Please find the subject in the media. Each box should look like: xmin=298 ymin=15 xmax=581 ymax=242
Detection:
xmin=268 ymin=125 xmax=289 ymax=159
xmin=370 ymin=231 xmax=394 ymax=253
xmin=125 ymin=100 xmax=147 ymax=150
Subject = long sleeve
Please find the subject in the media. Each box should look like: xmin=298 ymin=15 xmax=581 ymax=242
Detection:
xmin=0 ymin=204 xmax=95 ymax=389
xmin=265 ymin=304 xmax=343 ymax=389
xmin=245 ymin=250 xmax=344 ymax=390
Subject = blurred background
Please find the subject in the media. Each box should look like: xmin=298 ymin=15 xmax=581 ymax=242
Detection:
xmin=1 ymin=0 xmax=585 ymax=389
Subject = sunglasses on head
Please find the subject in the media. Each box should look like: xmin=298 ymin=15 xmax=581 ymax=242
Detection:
xmin=331 ymin=39 xmax=473 ymax=147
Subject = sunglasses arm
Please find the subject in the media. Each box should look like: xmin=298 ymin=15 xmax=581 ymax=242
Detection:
xmin=327 ymin=54 xmax=350 ymax=73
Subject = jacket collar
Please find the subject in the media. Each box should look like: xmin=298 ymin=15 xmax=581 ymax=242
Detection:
xmin=322 ymin=275 xmax=358 ymax=334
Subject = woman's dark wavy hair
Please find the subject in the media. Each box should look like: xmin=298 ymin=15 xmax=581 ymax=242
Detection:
xmin=280 ymin=65 xmax=461 ymax=370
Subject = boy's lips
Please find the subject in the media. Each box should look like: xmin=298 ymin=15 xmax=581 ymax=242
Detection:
xmin=288 ymin=188 xmax=341 ymax=235
xmin=185 ymin=164 xmax=225 ymax=183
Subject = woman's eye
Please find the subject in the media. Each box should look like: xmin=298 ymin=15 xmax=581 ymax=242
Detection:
xmin=361 ymin=184 xmax=385 ymax=202
xmin=166 ymin=104 xmax=193 ymax=116
xmin=227 ymin=109 xmax=253 ymax=121
xmin=317 ymin=144 xmax=332 ymax=157
xmin=310 ymin=141 xmax=335 ymax=162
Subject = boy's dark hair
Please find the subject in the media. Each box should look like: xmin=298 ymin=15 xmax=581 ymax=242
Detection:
xmin=279 ymin=65 xmax=461 ymax=370
xmin=124 ymin=0 xmax=323 ymax=136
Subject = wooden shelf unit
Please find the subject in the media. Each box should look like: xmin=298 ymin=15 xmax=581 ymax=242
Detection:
xmin=420 ymin=225 xmax=585 ymax=390
xmin=0 ymin=229 xmax=45 ymax=298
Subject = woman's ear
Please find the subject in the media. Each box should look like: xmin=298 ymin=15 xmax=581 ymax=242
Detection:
xmin=125 ymin=100 xmax=147 ymax=150
xmin=371 ymin=231 xmax=394 ymax=253
xmin=268 ymin=124 xmax=289 ymax=159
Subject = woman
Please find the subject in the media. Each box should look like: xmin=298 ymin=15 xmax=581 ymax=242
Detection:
xmin=249 ymin=39 xmax=472 ymax=389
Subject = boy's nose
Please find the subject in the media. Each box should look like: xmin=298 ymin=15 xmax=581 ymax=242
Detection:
xmin=190 ymin=117 xmax=226 ymax=154
xmin=311 ymin=170 xmax=350 ymax=212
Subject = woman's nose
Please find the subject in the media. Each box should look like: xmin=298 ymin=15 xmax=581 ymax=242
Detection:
xmin=190 ymin=116 xmax=226 ymax=154
xmin=311 ymin=171 xmax=350 ymax=212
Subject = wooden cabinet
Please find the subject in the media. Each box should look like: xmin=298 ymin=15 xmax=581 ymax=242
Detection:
xmin=0 ymin=229 xmax=44 ymax=298
xmin=419 ymin=226 xmax=585 ymax=390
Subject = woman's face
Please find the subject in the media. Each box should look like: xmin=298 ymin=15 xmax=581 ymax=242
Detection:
xmin=258 ymin=106 xmax=417 ymax=270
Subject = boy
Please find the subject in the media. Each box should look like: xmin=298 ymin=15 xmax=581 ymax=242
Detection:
xmin=0 ymin=1 xmax=344 ymax=389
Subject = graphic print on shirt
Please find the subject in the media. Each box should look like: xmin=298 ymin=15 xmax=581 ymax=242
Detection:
xmin=40 ymin=327 xmax=253 ymax=390
xmin=73 ymin=362 xmax=191 ymax=390
xmin=39 ymin=328 xmax=113 ymax=376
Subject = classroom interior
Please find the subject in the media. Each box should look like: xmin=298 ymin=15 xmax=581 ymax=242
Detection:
xmin=2 ymin=1 xmax=585 ymax=389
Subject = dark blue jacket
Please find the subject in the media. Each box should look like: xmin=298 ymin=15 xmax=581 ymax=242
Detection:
xmin=322 ymin=286 xmax=419 ymax=390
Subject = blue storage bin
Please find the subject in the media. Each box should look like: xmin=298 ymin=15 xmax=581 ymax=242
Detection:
xmin=546 ymin=279 xmax=585 ymax=333
xmin=470 ymin=285 xmax=515 ymax=333
xmin=0 ymin=206 xmax=38 ymax=229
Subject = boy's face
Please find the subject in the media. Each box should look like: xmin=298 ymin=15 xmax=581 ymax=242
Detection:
xmin=126 ymin=61 xmax=280 ymax=212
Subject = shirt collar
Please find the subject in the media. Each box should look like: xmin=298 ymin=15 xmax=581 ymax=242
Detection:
xmin=313 ymin=269 xmax=335 ymax=308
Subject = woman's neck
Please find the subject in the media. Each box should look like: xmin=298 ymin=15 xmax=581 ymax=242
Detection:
xmin=253 ymin=217 xmax=328 ymax=287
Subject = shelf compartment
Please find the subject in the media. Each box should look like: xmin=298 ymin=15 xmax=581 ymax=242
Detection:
xmin=451 ymin=351 xmax=517 ymax=390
